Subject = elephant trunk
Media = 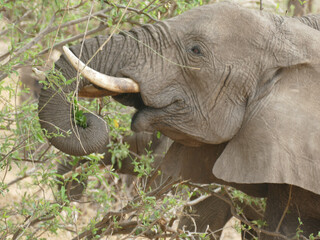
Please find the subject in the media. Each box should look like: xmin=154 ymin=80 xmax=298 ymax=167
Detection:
xmin=295 ymin=15 xmax=320 ymax=31
xmin=38 ymin=35 xmax=129 ymax=156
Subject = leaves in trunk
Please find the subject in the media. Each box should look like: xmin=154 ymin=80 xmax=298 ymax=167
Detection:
xmin=73 ymin=99 xmax=87 ymax=129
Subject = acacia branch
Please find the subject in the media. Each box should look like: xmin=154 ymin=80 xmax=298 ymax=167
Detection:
xmin=185 ymin=183 xmax=289 ymax=239
xmin=103 ymin=0 xmax=159 ymax=22
xmin=0 ymin=14 xmax=57 ymax=63
xmin=0 ymin=10 xmax=33 ymax=37
xmin=72 ymin=177 xmax=180 ymax=239
xmin=38 ymin=23 xmax=109 ymax=56
xmin=276 ymin=185 xmax=293 ymax=233
xmin=0 ymin=6 xmax=112 ymax=82
xmin=0 ymin=8 xmax=110 ymax=62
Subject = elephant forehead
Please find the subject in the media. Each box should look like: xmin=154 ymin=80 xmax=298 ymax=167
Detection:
xmin=165 ymin=2 xmax=272 ymax=63
xmin=166 ymin=2 xmax=266 ymax=35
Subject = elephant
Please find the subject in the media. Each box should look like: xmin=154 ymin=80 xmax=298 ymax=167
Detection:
xmin=38 ymin=2 xmax=320 ymax=239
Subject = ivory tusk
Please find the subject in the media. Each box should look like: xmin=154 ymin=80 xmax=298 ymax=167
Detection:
xmin=32 ymin=67 xmax=46 ymax=81
xmin=78 ymin=84 xmax=119 ymax=98
xmin=63 ymin=46 xmax=140 ymax=93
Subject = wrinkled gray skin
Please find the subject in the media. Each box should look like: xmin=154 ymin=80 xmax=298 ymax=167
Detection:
xmin=38 ymin=3 xmax=320 ymax=238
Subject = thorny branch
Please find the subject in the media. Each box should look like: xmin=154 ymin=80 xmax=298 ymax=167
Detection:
xmin=103 ymin=0 xmax=159 ymax=22
xmin=0 ymin=0 xmax=172 ymax=82
xmin=11 ymin=205 xmax=65 ymax=240
xmin=72 ymin=177 xmax=181 ymax=240
xmin=69 ymin=179 xmax=287 ymax=240
xmin=0 ymin=10 xmax=33 ymax=37
xmin=276 ymin=185 xmax=293 ymax=233
xmin=37 ymin=19 xmax=109 ymax=56
xmin=186 ymin=183 xmax=291 ymax=240
xmin=0 ymin=2 xmax=107 ymax=81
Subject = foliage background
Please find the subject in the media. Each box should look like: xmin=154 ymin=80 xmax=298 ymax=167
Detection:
xmin=0 ymin=0 xmax=319 ymax=239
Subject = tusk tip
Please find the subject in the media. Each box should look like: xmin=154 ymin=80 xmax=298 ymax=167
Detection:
xmin=32 ymin=67 xmax=46 ymax=81
xmin=63 ymin=46 xmax=73 ymax=57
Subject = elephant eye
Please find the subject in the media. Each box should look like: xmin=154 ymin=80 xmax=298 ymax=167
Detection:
xmin=190 ymin=45 xmax=202 ymax=55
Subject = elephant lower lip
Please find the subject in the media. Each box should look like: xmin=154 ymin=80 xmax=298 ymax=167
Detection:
xmin=114 ymin=91 xmax=184 ymax=132
xmin=131 ymin=107 xmax=153 ymax=132
xmin=130 ymin=99 xmax=184 ymax=133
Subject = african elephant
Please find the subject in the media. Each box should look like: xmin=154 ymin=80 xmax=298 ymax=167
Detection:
xmin=38 ymin=2 xmax=320 ymax=239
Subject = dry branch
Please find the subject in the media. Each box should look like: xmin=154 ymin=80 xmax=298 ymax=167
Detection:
xmin=103 ymin=0 xmax=159 ymax=23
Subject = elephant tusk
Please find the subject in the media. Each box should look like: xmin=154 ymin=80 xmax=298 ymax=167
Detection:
xmin=63 ymin=46 xmax=140 ymax=93
xmin=32 ymin=67 xmax=46 ymax=81
xmin=78 ymin=84 xmax=119 ymax=98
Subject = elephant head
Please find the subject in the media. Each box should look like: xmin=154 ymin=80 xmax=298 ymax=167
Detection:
xmin=39 ymin=3 xmax=320 ymax=196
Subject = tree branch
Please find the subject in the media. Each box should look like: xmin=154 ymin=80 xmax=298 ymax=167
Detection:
xmin=103 ymin=0 xmax=159 ymax=22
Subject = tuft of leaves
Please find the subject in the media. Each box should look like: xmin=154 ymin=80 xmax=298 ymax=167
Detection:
xmin=73 ymin=99 xmax=87 ymax=129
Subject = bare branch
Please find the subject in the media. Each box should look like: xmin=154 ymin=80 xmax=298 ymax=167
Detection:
xmin=103 ymin=0 xmax=159 ymax=22
xmin=0 ymin=10 xmax=33 ymax=37
xmin=276 ymin=185 xmax=293 ymax=233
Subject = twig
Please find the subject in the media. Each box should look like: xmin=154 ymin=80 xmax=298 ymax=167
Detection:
xmin=12 ymin=205 xmax=64 ymax=240
xmin=104 ymin=0 xmax=159 ymax=22
xmin=144 ymin=162 xmax=162 ymax=190
xmin=140 ymin=0 xmax=158 ymax=12
xmin=82 ymin=0 xmax=133 ymax=69
xmin=276 ymin=185 xmax=293 ymax=233
xmin=0 ymin=137 xmax=28 ymax=163
xmin=37 ymin=21 xmax=110 ymax=56
xmin=73 ymin=177 xmax=180 ymax=239
xmin=229 ymin=205 xmax=289 ymax=239
xmin=0 ymin=10 xmax=33 ymax=37
xmin=35 ymin=143 xmax=52 ymax=162
xmin=0 ymin=23 xmax=108 ymax=81
xmin=56 ymin=0 xmax=87 ymax=14
xmin=185 ymin=183 xmax=289 ymax=239
xmin=0 ymin=5 xmax=111 ymax=81
xmin=7 ymin=167 xmax=37 ymax=186
xmin=63 ymin=162 xmax=90 ymax=179
xmin=0 ymin=14 xmax=57 ymax=63
xmin=46 ymin=0 xmax=71 ymax=67
xmin=0 ymin=154 xmax=42 ymax=163
xmin=71 ymin=211 xmax=137 ymax=240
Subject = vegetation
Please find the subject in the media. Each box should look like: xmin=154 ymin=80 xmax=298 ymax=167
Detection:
xmin=0 ymin=0 xmax=318 ymax=239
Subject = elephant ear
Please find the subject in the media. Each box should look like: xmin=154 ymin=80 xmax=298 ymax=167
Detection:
xmin=213 ymin=65 xmax=320 ymax=195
